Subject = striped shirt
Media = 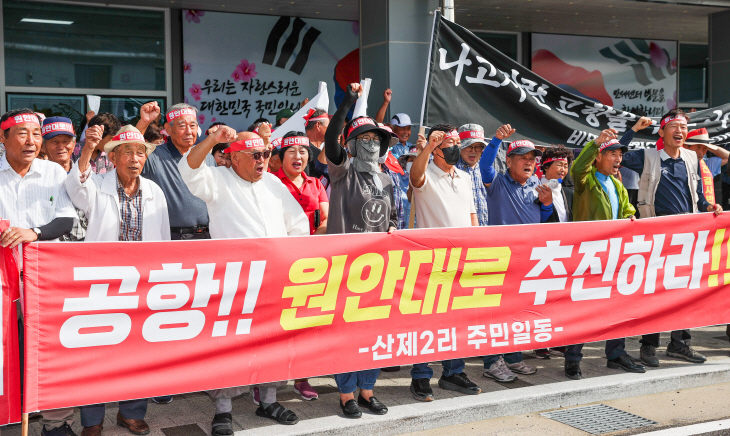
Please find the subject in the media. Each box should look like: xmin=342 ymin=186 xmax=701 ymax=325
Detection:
xmin=456 ymin=158 xmax=489 ymax=226
xmin=0 ymin=154 xmax=76 ymax=232
xmin=116 ymin=177 xmax=143 ymax=241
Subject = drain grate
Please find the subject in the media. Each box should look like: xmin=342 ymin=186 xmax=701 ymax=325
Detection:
xmin=541 ymin=404 xmax=657 ymax=434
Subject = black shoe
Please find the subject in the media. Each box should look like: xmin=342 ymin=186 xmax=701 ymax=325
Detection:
xmin=410 ymin=378 xmax=434 ymax=401
xmin=339 ymin=399 xmax=362 ymax=419
xmin=42 ymin=423 xmax=78 ymax=436
xmin=381 ymin=366 xmax=401 ymax=372
xmin=211 ymin=413 xmax=233 ymax=436
xmin=357 ymin=394 xmax=388 ymax=415
xmin=564 ymin=360 xmax=582 ymax=380
xmin=607 ymin=354 xmax=646 ymax=373
xmin=666 ymin=341 xmax=706 ymax=363
xmin=438 ymin=372 xmax=481 ymax=395
xmin=534 ymin=349 xmax=551 ymax=359
xmin=640 ymin=344 xmax=660 ymax=367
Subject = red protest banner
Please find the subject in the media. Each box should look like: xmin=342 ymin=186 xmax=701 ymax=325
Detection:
xmin=0 ymin=220 xmax=21 ymax=425
xmin=22 ymin=213 xmax=730 ymax=412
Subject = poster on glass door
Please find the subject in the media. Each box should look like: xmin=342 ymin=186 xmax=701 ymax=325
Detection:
xmin=531 ymin=33 xmax=677 ymax=117
xmin=182 ymin=10 xmax=359 ymax=132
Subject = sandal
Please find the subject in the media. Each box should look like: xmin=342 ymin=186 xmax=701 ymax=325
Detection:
xmin=255 ymin=402 xmax=299 ymax=425
xmin=211 ymin=413 xmax=233 ymax=436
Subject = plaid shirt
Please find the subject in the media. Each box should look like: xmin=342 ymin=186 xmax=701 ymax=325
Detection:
xmin=456 ymin=158 xmax=489 ymax=226
xmin=117 ymin=177 xmax=143 ymax=241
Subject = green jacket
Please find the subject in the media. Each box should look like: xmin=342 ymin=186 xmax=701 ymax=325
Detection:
xmin=571 ymin=140 xmax=636 ymax=222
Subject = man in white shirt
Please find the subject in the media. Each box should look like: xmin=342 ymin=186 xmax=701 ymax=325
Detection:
xmin=406 ymin=123 xmax=481 ymax=402
xmin=179 ymin=127 xmax=308 ymax=433
xmin=0 ymin=109 xmax=75 ymax=436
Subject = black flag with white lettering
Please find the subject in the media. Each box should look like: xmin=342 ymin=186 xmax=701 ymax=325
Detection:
xmin=421 ymin=12 xmax=730 ymax=149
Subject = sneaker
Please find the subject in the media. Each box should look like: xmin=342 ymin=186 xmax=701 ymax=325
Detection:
xmin=293 ymin=381 xmax=318 ymax=400
xmin=483 ymin=357 xmax=518 ymax=383
xmin=42 ymin=423 xmax=78 ymax=436
xmin=666 ymin=341 xmax=706 ymax=363
xmin=410 ymin=378 xmax=434 ymax=401
xmin=252 ymin=387 xmax=260 ymax=405
xmin=640 ymin=344 xmax=660 ymax=367
xmin=152 ymin=396 xmax=173 ymax=404
xmin=507 ymin=360 xmax=537 ymax=375
xmin=438 ymin=372 xmax=481 ymax=395
xmin=534 ymin=349 xmax=551 ymax=359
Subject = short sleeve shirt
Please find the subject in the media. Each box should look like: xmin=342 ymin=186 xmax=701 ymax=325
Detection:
xmin=413 ymin=161 xmax=476 ymax=228
xmin=275 ymin=168 xmax=328 ymax=234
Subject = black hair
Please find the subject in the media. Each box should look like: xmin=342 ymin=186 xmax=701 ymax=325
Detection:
xmin=1 ymin=109 xmax=41 ymax=134
xmin=660 ymin=108 xmax=690 ymax=124
xmin=207 ymin=121 xmax=227 ymax=132
xmin=247 ymin=119 xmax=271 ymax=132
xmin=143 ymin=121 xmax=164 ymax=144
xmin=279 ymin=130 xmax=312 ymax=163
xmin=541 ymin=144 xmax=573 ymax=171
xmin=427 ymin=123 xmax=457 ymax=141
xmin=305 ymin=109 xmax=328 ymax=131
xmin=211 ymin=143 xmax=228 ymax=155
xmin=88 ymin=113 xmax=122 ymax=138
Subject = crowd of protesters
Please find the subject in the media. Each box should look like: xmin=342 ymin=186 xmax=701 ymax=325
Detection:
xmin=1 ymin=81 xmax=728 ymax=436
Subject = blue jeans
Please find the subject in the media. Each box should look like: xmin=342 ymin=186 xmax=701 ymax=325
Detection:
xmin=411 ymin=359 xmax=464 ymax=379
xmin=335 ymin=369 xmax=380 ymax=394
xmin=80 ymin=399 xmax=148 ymax=427
xmin=565 ymin=339 xmax=627 ymax=362
xmin=482 ymin=352 xmax=523 ymax=368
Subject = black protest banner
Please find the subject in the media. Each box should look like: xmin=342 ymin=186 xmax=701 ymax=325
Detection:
xmin=421 ymin=12 xmax=730 ymax=150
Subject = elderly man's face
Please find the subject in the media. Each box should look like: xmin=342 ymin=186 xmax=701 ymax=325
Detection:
xmin=0 ymin=122 xmax=42 ymax=167
xmin=660 ymin=121 xmax=688 ymax=149
xmin=392 ymin=125 xmax=411 ymax=144
xmin=166 ymin=114 xmax=198 ymax=148
xmin=231 ymin=132 xmax=270 ymax=183
xmin=44 ymin=134 xmax=75 ymax=168
xmin=460 ymin=143 xmax=485 ymax=167
xmin=685 ymin=143 xmax=708 ymax=160
xmin=506 ymin=151 xmax=537 ymax=185
xmin=109 ymin=143 xmax=148 ymax=181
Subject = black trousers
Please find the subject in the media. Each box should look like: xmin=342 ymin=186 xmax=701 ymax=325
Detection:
xmin=626 ymin=188 xmax=639 ymax=218
xmin=171 ymin=230 xmax=211 ymax=240
xmin=640 ymin=330 xmax=691 ymax=348
xmin=564 ymin=338 xmax=627 ymax=362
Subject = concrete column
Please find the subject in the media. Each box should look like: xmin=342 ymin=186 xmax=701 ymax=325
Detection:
xmin=708 ymin=9 xmax=730 ymax=107
xmin=360 ymin=0 xmax=439 ymax=137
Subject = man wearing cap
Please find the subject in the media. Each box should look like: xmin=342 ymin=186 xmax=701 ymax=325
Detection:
xmin=0 ymin=109 xmax=75 ymax=436
xmin=275 ymin=108 xmax=295 ymax=127
xmin=455 ymin=123 xmax=496 ymax=226
xmin=324 ymin=83 xmax=394 ymax=418
xmin=479 ymin=127 xmax=550 ymax=383
xmin=390 ymin=113 xmax=412 ymax=159
xmin=565 ymin=129 xmax=644 ymax=380
xmin=621 ymin=109 xmax=721 ymax=367
xmin=136 ymin=102 xmax=211 ymax=240
xmin=406 ymin=123 xmax=481 ymax=401
xmin=179 ymin=127 xmax=307 ymax=432
xmin=41 ymin=117 xmax=88 ymax=242
xmin=683 ymin=127 xmax=729 ymax=206
xmin=65 ymin=124 xmax=168 ymax=436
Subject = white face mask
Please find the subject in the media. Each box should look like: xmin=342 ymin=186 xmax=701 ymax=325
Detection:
xmin=406 ymin=161 xmax=413 ymax=173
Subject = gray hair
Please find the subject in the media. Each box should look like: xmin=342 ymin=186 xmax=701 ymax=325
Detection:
xmin=165 ymin=103 xmax=197 ymax=126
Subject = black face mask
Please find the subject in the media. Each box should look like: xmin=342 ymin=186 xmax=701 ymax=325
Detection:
xmin=439 ymin=145 xmax=461 ymax=165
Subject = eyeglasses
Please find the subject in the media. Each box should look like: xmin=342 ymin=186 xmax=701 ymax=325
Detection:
xmin=464 ymin=145 xmax=485 ymax=153
xmin=357 ymin=135 xmax=381 ymax=145
xmin=241 ymin=149 xmax=272 ymax=161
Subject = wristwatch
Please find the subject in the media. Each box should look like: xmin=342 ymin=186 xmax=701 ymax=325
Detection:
xmin=32 ymin=227 xmax=42 ymax=240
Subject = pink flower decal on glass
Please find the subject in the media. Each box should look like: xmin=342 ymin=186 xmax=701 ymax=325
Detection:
xmin=231 ymin=59 xmax=257 ymax=83
xmin=198 ymin=113 xmax=206 ymax=124
xmin=667 ymin=90 xmax=677 ymax=110
xmin=189 ymin=84 xmax=202 ymax=102
xmin=184 ymin=96 xmax=189 ymax=104
xmin=183 ymin=61 xmax=192 ymax=74
xmin=649 ymin=42 xmax=669 ymax=68
xmin=184 ymin=10 xmax=205 ymax=24
xmin=211 ymin=117 xmax=217 ymax=123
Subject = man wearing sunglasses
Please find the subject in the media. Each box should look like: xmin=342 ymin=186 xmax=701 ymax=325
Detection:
xmin=178 ymin=128 xmax=309 ymax=433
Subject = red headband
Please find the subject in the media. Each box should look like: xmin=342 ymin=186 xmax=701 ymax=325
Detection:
xmin=541 ymin=157 xmax=567 ymax=166
xmin=347 ymin=118 xmax=377 ymax=137
xmin=459 ymin=130 xmax=485 ymax=140
xmin=113 ymin=131 xmax=146 ymax=143
xmin=660 ymin=114 xmax=687 ymax=129
xmin=444 ymin=130 xmax=459 ymax=140
xmin=687 ymin=127 xmax=708 ymax=139
xmin=508 ymin=140 xmax=535 ymax=153
xmin=1 ymin=113 xmax=40 ymax=131
xmin=225 ymin=137 xmax=265 ymax=152
xmin=303 ymin=108 xmax=329 ymax=124
xmin=598 ymin=139 xmax=620 ymax=152
xmin=271 ymin=137 xmax=283 ymax=148
xmin=41 ymin=122 xmax=74 ymax=137
xmin=282 ymin=136 xmax=309 ymax=147
xmin=166 ymin=108 xmax=196 ymax=123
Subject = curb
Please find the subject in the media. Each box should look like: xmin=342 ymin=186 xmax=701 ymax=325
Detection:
xmin=239 ymin=358 xmax=730 ymax=436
